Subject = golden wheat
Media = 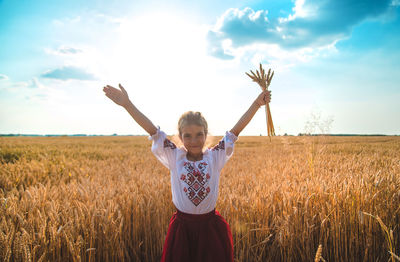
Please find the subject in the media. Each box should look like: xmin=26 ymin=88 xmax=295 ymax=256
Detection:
xmin=1 ymin=135 xmax=399 ymax=261
xmin=314 ymin=244 xmax=322 ymax=262
xmin=246 ymin=64 xmax=275 ymax=138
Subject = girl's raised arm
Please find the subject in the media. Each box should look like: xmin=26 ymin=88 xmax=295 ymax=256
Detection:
xmin=103 ymin=84 xmax=158 ymax=136
xmin=230 ymin=90 xmax=271 ymax=137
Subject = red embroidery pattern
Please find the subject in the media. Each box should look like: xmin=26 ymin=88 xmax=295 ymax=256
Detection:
xmin=181 ymin=162 xmax=210 ymax=206
xmin=212 ymin=140 xmax=225 ymax=151
xmin=163 ymin=139 xmax=177 ymax=149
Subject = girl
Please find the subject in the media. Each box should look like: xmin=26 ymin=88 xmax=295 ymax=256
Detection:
xmin=103 ymin=84 xmax=271 ymax=262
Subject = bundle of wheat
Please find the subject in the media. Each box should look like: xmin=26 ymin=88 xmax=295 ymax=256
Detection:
xmin=246 ymin=64 xmax=275 ymax=139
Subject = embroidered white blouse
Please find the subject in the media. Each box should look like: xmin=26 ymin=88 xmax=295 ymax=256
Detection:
xmin=148 ymin=128 xmax=238 ymax=214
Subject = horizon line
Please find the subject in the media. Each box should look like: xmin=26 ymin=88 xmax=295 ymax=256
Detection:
xmin=0 ymin=133 xmax=398 ymax=137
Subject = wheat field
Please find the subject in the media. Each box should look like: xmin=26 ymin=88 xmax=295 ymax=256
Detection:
xmin=1 ymin=135 xmax=399 ymax=261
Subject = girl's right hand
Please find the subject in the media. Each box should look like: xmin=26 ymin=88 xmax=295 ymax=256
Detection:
xmin=103 ymin=83 xmax=130 ymax=108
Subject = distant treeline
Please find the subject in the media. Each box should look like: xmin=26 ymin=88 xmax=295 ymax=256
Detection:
xmin=1 ymin=133 xmax=397 ymax=137
xmin=296 ymin=133 xmax=394 ymax=136
xmin=0 ymin=134 xmax=139 ymax=137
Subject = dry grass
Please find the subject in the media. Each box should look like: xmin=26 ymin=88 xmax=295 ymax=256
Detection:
xmin=1 ymin=135 xmax=399 ymax=261
xmin=246 ymin=64 xmax=275 ymax=137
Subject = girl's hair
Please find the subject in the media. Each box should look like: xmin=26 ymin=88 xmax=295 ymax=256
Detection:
xmin=178 ymin=111 xmax=208 ymax=136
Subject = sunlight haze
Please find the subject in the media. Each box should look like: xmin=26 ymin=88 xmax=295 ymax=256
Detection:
xmin=1 ymin=0 xmax=399 ymax=135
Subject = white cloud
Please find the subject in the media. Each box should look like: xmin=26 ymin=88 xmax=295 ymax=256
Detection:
xmin=208 ymin=0 xmax=395 ymax=62
xmin=52 ymin=16 xmax=81 ymax=26
xmin=391 ymin=0 xmax=400 ymax=6
xmin=45 ymin=45 xmax=83 ymax=55
xmin=0 ymin=77 xmax=40 ymax=90
xmin=0 ymin=74 xmax=9 ymax=81
xmin=41 ymin=66 xmax=97 ymax=81
xmin=3 ymin=77 xmax=45 ymax=90
xmin=0 ymin=77 xmax=69 ymax=106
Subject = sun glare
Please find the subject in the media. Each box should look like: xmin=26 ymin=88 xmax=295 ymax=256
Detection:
xmin=110 ymin=13 xmax=209 ymax=83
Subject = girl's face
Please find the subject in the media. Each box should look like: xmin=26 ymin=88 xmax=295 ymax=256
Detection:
xmin=180 ymin=124 xmax=206 ymax=156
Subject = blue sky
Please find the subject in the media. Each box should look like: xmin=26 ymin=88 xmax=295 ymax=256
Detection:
xmin=1 ymin=0 xmax=399 ymax=135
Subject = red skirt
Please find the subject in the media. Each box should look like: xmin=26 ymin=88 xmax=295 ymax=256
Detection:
xmin=161 ymin=208 xmax=234 ymax=262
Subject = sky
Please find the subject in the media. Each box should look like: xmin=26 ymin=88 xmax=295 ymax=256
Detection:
xmin=0 ymin=0 xmax=399 ymax=136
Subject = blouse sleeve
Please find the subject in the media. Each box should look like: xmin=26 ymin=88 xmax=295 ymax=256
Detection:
xmin=211 ymin=131 xmax=238 ymax=172
xmin=148 ymin=127 xmax=178 ymax=170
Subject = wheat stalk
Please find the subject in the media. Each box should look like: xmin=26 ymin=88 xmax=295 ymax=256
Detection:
xmin=1 ymin=135 xmax=400 ymax=261
xmin=314 ymin=244 xmax=322 ymax=262
xmin=363 ymin=212 xmax=398 ymax=262
xmin=246 ymin=64 xmax=275 ymax=139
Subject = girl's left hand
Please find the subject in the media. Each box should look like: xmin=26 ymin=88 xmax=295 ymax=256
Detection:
xmin=255 ymin=90 xmax=271 ymax=107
